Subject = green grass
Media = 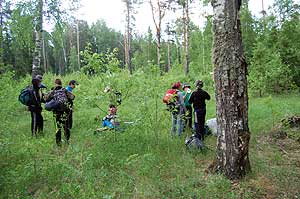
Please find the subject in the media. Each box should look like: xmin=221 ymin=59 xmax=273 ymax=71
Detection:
xmin=0 ymin=71 xmax=300 ymax=198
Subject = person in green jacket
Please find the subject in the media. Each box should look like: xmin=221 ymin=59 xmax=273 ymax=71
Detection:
xmin=182 ymin=83 xmax=193 ymax=130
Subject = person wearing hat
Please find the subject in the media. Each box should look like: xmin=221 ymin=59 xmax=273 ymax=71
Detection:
xmin=35 ymin=75 xmax=47 ymax=89
xmin=65 ymin=80 xmax=78 ymax=129
xmin=182 ymin=83 xmax=193 ymax=130
xmin=188 ymin=80 xmax=211 ymax=141
xmin=66 ymin=80 xmax=78 ymax=93
xmin=29 ymin=77 xmax=44 ymax=137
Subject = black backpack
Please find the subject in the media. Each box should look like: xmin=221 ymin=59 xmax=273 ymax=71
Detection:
xmin=45 ymin=88 xmax=68 ymax=112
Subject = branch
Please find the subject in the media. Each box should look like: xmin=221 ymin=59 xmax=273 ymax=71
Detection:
xmin=149 ymin=0 xmax=159 ymax=30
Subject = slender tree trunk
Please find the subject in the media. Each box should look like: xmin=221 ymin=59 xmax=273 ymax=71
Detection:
xmin=202 ymin=33 xmax=205 ymax=74
xmin=156 ymin=28 xmax=161 ymax=72
xmin=183 ymin=0 xmax=190 ymax=75
xmin=0 ymin=0 xmax=3 ymax=61
xmin=166 ymin=41 xmax=171 ymax=72
xmin=124 ymin=0 xmax=132 ymax=74
xmin=212 ymin=0 xmax=251 ymax=180
xmin=76 ymin=19 xmax=80 ymax=70
xmin=42 ymin=31 xmax=47 ymax=73
xmin=177 ymin=45 xmax=181 ymax=64
xmin=32 ymin=0 xmax=43 ymax=77
xmin=150 ymin=0 xmax=165 ymax=75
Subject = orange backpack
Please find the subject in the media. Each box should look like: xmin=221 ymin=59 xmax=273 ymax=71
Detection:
xmin=162 ymin=89 xmax=177 ymax=104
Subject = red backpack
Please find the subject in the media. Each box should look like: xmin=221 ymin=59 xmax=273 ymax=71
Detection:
xmin=162 ymin=89 xmax=177 ymax=104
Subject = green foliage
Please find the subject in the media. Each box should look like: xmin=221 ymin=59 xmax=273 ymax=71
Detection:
xmin=68 ymin=47 xmax=79 ymax=72
xmin=81 ymin=43 xmax=121 ymax=76
xmin=249 ymin=37 xmax=293 ymax=95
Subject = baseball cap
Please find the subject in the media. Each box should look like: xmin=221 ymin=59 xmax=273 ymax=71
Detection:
xmin=183 ymin=83 xmax=191 ymax=89
xmin=69 ymin=80 xmax=79 ymax=85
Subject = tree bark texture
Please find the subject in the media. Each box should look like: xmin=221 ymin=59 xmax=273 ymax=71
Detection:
xmin=183 ymin=0 xmax=190 ymax=76
xmin=76 ymin=19 xmax=80 ymax=70
xmin=212 ymin=0 xmax=251 ymax=180
xmin=124 ymin=0 xmax=132 ymax=74
xmin=32 ymin=0 xmax=43 ymax=77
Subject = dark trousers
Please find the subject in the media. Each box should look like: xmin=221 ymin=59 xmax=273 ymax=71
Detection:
xmin=194 ymin=108 xmax=206 ymax=140
xmin=55 ymin=111 xmax=70 ymax=146
xmin=184 ymin=106 xmax=193 ymax=130
xmin=30 ymin=111 xmax=43 ymax=136
xmin=67 ymin=109 xmax=73 ymax=129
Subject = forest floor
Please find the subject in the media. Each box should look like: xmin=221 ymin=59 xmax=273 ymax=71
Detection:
xmin=0 ymin=72 xmax=300 ymax=199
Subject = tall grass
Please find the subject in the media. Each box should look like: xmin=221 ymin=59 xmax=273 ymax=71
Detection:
xmin=0 ymin=71 xmax=299 ymax=198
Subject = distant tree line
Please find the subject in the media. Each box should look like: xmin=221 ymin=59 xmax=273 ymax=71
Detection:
xmin=0 ymin=0 xmax=299 ymax=94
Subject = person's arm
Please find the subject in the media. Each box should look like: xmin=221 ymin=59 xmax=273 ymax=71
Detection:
xmin=178 ymin=92 xmax=186 ymax=112
xmin=44 ymin=90 xmax=54 ymax=102
xmin=205 ymin=91 xmax=211 ymax=100
xmin=188 ymin=92 xmax=194 ymax=104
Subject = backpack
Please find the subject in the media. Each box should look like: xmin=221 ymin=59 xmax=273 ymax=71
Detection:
xmin=185 ymin=134 xmax=205 ymax=150
xmin=18 ymin=86 xmax=34 ymax=106
xmin=163 ymin=89 xmax=177 ymax=104
xmin=45 ymin=88 xmax=68 ymax=112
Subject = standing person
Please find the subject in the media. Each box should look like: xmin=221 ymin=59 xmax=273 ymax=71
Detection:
xmin=46 ymin=79 xmax=74 ymax=146
xmin=188 ymin=80 xmax=210 ymax=141
xmin=65 ymin=80 xmax=78 ymax=129
xmin=170 ymin=82 xmax=186 ymax=138
xmin=29 ymin=77 xmax=44 ymax=137
xmin=35 ymin=74 xmax=47 ymax=89
xmin=182 ymin=83 xmax=193 ymax=130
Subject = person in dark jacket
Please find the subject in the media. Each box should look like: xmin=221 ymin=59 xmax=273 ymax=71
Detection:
xmin=29 ymin=77 xmax=44 ymax=137
xmin=188 ymin=80 xmax=211 ymax=140
xmin=46 ymin=79 xmax=75 ymax=146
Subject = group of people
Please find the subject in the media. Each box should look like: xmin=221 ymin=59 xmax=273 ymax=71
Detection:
xmin=28 ymin=75 xmax=78 ymax=146
xmin=166 ymin=80 xmax=211 ymax=141
xmin=26 ymin=76 xmax=210 ymax=146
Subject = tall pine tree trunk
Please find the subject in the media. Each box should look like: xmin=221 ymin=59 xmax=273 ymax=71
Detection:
xmin=32 ymin=0 xmax=43 ymax=77
xmin=212 ymin=0 xmax=251 ymax=180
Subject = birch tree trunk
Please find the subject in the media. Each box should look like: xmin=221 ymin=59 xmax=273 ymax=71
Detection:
xmin=212 ymin=0 xmax=251 ymax=180
xmin=42 ymin=31 xmax=47 ymax=72
xmin=76 ymin=19 xmax=80 ymax=70
xmin=183 ymin=0 xmax=190 ymax=75
xmin=32 ymin=0 xmax=43 ymax=77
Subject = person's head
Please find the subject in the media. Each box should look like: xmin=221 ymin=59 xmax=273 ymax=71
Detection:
xmin=54 ymin=78 xmax=62 ymax=87
xmin=32 ymin=78 xmax=41 ymax=89
xmin=109 ymin=104 xmax=117 ymax=115
xmin=35 ymin=75 xmax=43 ymax=81
xmin=172 ymin=81 xmax=181 ymax=90
xmin=69 ymin=80 xmax=78 ymax=89
xmin=194 ymin=80 xmax=203 ymax=89
xmin=183 ymin=83 xmax=191 ymax=92
xmin=35 ymin=75 xmax=47 ymax=88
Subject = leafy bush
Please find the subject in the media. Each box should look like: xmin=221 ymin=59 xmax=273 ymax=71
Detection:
xmin=81 ymin=43 xmax=121 ymax=76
